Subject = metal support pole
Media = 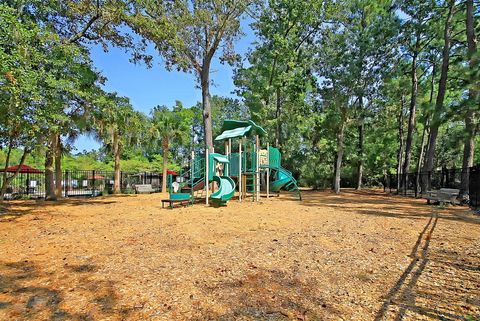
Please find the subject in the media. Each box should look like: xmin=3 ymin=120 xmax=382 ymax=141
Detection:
xmin=256 ymin=135 xmax=260 ymax=202
xmin=191 ymin=151 xmax=195 ymax=199
xmin=238 ymin=139 xmax=242 ymax=202
xmin=389 ymin=174 xmax=392 ymax=193
xmin=92 ymin=170 xmax=96 ymax=197
xmin=64 ymin=170 xmax=67 ymax=197
xmin=206 ymin=149 xmax=209 ymax=206
xmin=415 ymin=172 xmax=418 ymax=198
xmin=26 ymin=170 xmax=30 ymax=196
xmin=224 ymin=140 xmax=229 ymax=176
xmin=266 ymin=143 xmax=270 ymax=198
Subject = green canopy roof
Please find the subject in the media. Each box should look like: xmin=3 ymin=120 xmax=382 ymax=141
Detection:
xmin=215 ymin=120 xmax=267 ymax=141
xmin=215 ymin=126 xmax=252 ymax=141
xmin=212 ymin=154 xmax=229 ymax=163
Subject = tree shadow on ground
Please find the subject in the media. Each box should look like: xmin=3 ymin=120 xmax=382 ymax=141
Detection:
xmin=374 ymin=213 xmax=480 ymax=320
xmin=0 ymin=261 xmax=132 ymax=320
xmin=0 ymin=198 xmax=122 ymax=223
xmin=193 ymin=266 xmax=339 ymax=320
xmin=299 ymin=189 xmax=480 ymax=226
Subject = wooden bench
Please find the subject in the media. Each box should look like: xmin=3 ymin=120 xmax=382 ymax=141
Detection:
xmin=425 ymin=188 xmax=460 ymax=205
xmin=134 ymin=184 xmax=156 ymax=194
xmin=161 ymin=193 xmax=192 ymax=209
xmin=161 ymin=199 xmax=192 ymax=209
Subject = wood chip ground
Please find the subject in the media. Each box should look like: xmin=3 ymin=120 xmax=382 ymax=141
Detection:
xmin=0 ymin=189 xmax=478 ymax=320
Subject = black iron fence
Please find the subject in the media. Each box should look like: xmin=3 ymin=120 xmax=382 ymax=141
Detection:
xmin=470 ymin=165 xmax=480 ymax=207
xmin=384 ymin=165 xmax=479 ymax=207
xmin=1 ymin=170 xmax=165 ymax=200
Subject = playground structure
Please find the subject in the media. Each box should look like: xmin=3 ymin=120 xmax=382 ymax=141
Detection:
xmin=166 ymin=120 xmax=301 ymax=207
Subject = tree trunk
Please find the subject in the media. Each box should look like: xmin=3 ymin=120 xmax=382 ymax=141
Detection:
xmin=0 ymin=140 xmax=14 ymax=202
xmin=356 ymin=14 xmax=367 ymax=191
xmin=423 ymin=0 xmax=455 ymax=173
xmin=45 ymin=132 xmax=57 ymax=201
xmin=357 ymin=121 xmax=364 ymax=190
xmin=416 ymin=120 xmax=429 ymax=194
xmin=113 ymin=132 xmax=121 ymax=194
xmin=461 ymin=114 xmax=475 ymax=194
xmin=356 ymin=94 xmax=364 ymax=190
xmin=200 ymin=64 xmax=213 ymax=152
xmin=397 ymin=95 xmax=406 ymax=192
xmin=0 ymin=146 xmax=29 ymax=202
xmin=55 ymin=134 xmax=63 ymax=198
xmin=275 ymin=87 xmax=282 ymax=147
xmin=162 ymin=137 xmax=169 ymax=193
xmin=403 ymin=39 xmax=420 ymax=178
xmin=334 ymin=121 xmax=345 ymax=194
xmin=460 ymin=0 xmax=478 ymax=197
xmin=419 ymin=63 xmax=436 ymax=193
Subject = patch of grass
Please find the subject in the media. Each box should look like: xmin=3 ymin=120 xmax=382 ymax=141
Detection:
xmin=18 ymin=194 xmax=33 ymax=200
xmin=121 ymin=188 xmax=135 ymax=194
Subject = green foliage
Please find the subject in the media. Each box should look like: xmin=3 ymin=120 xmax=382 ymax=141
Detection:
xmin=0 ymin=4 xmax=49 ymax=151
xmin=234 ymin=0 xmax=479 ymax=189
xmin=92 ymin=93 xmax=145 ymax=151
xmin=0 ymin=148 xmax=182 ymax=173
xmin=1 ymin=0 xmax=479 ymax=194
xmin=124 ymin=0 xmax=251 ymax=72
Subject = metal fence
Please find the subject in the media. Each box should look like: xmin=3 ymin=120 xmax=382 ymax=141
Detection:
xmin=470 ymin=165 xmax=480 ymax=207
xmin=1 ymin=170 xmax=165 ymax=200
xmin=384 ymin=165 xmax=479 ymax=207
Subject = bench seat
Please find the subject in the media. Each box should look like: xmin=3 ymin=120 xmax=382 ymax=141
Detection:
xmin=425 ymin=188 xmax=460 ymax=205
xmin=161 ymin=197 xmax=192 ymax=209
xmin=135 ymin=184 xmax=156 ymax=194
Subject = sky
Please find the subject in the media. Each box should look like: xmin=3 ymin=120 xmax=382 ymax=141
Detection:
xmin=74 ymin=18 xmax=257 ymax=152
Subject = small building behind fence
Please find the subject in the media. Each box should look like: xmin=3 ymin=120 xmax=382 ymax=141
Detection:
xmin=1 ymin=166 xmax=178 ymax=200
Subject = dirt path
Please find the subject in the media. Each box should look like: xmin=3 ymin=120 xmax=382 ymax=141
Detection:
xmin=0 ymin=190 xmax=478 ymax=320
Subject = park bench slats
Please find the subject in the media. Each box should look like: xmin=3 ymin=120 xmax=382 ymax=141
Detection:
xmin=161 ymin=198 xmax=193 ymax=209
xmin=134 ymin=184 xmax=156 ymax=194
xmin=425 ymin=188 xmax=460 ymax=205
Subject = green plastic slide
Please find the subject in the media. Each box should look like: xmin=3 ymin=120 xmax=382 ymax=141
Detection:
xmin=264 ymin=165 xmax=302 ymax=200
xmin=270 ymin=168 xmax=292 ymax=192
xmin=210 ymin=175 xmax=236 ymax=203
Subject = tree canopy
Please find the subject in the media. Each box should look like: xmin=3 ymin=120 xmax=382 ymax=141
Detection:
xmin=1 ymin=0 xmax=479 ymax=198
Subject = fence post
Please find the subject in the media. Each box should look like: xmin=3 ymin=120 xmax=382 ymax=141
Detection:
xmin=446 ymin=167 xmax=450 ymax=188
xmin=26 ymin=170 xmax=30 ymax=196
xmin=428 ymin=171 xmax=432 ymax=191
xmin=92 ymin=170 xmax=96 ymax=197
xmin=64 ymin=170 xmax=68 ymax=197
xmin=441 ymin=166 xmax=445 ymax=187
xmin=471 ymin=165 xmax=478 ymax=207
xmin=414 ymin=172 xmax=418 ymax=198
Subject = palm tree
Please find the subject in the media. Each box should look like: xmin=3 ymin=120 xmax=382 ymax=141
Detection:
xmin=151 ymin=106 xmax=187 ymax=193
xmin=92 ymin=92 xmax=142 ymax=194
